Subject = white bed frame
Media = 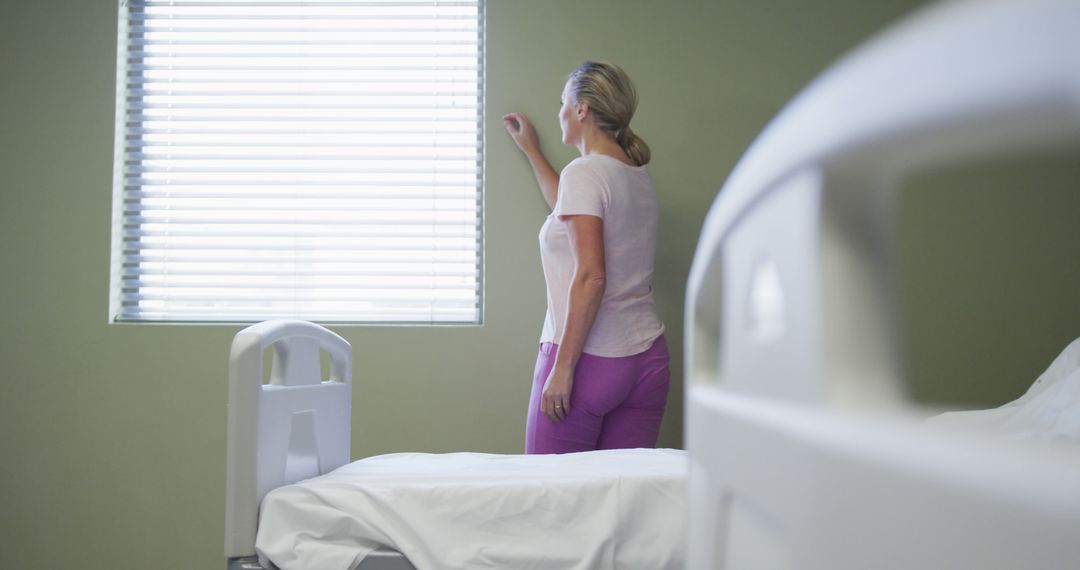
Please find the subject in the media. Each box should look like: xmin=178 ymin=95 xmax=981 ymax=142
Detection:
xmin=685 ymin=0 xmax=1080 ymax=569
xmin=224 ymin=320 xmax=416 ymax=570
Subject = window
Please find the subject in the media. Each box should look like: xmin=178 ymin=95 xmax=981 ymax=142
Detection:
xmin=110 ymin=0 xmax=483 ymax=324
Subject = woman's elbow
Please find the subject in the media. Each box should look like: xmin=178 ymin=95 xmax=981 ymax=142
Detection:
xmin=577 ymin=270 xmax=606 ymax=294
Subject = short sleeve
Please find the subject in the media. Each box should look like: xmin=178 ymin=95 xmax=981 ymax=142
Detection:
xmin=554 ymin=160 xmax=608 ymax=218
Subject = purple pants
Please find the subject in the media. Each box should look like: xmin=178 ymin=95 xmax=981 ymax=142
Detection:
xmin=525 ymin=335 xmax=670 ymax=454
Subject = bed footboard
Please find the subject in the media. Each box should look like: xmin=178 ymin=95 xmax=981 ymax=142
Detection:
xmin=225 ymin=320 xmax=353 ymax=560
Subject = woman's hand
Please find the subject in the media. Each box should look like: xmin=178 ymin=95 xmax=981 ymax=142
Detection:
xmin=502 ymin=112 xmax=540 ymax=156
xmin=541 ymin=363 xmax=574 ymax=423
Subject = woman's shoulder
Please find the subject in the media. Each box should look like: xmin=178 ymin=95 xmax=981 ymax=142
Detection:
xmin=561 ymin=155 xmax=598 ymax=173
xmin=563 ymin=154 xmax=633 ymax=178
xmin=569 ymin=153 xmax=648 ymax=175
xmin=559 ymin=156 xmax=607 ymax=184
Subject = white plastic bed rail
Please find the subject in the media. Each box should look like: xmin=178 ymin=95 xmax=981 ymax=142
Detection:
xmin=685 ymin=0 xmax=1080 ymax=568
xmin=225 ymin=320 xmax=352 ymax=560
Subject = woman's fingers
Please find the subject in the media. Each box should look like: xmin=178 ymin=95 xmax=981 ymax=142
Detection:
xmin=554 ymin=397 xmax=569 ymax=421
xmin=541 ymin=391 xmax=570 ymax=422
xmin=502 ymin=112 xmax=538 ymax=153
xmin=503 ymin=111 xmax=527 ymax=124
xmin=541 ymin=364 xmax=572 ymax=422
xmin=503 ymin=112 xmax=529 ymax=136
xmin=502 ymin=113 xmax=521 ymax=134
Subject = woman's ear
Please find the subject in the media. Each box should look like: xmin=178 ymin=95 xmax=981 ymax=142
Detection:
xmin=576 ymin=102 xmax=590 ymax=122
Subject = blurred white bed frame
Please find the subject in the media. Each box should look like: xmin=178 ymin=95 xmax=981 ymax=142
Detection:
xmin=685 ymin=0 xmax=1080 ymax=569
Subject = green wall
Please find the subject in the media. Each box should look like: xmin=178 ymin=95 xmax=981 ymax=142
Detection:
xmin=13 ymin=0 xmax=1076 ymax=568
xmin=898 ymin=151 xmax=1080 ymax=408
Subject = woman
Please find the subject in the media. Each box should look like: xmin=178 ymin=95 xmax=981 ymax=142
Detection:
xmin=503 ymin=61 xmax=669 ymax=454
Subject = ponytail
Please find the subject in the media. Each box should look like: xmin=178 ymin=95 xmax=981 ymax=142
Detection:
xmin=616 ymin=126 xmax=651 ymax=167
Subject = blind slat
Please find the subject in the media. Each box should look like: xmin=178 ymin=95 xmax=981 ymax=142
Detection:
xmin=120 ymin=282 xmax=479 ymax=292
xmin=124 ymin=190 xmax=478 ymax=199
xmin=121 ymin=253 xmax=477 ymax=262
xmin=120 ymin=292 xmax=478 ymax=303
xmin=117 ymin=310 xmax=478 ymax=324
xmin=120 ymin=267 xmax=478 ymax=277
xmin=124 ymin=228 xmax=479 ymax=238
xmin=129 ymin=2 xmax=478 ymax=9
xmin=122 ymin=242 xmax=478 ymax=252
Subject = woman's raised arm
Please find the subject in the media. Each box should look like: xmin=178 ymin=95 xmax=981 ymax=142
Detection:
xmin=503 ymin=112 xmax=560 ymax=209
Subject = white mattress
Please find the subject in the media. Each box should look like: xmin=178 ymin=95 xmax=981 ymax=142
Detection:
xmin=256 ymin=448 xmax=688 ymax=570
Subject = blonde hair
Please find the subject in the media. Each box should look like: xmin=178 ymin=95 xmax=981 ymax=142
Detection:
xmin=566 ymin=61 xmax=651 ymax=166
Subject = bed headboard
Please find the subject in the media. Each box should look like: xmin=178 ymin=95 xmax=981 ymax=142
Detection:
xmin=225 ymin=320 xmax=352 ymax=559
xmin=685 ymin=0 xmax=1080 ymax=568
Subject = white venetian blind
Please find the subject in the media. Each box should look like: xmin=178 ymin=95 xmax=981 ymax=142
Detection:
xmin=110 ymin=0 xmax=483 ymax=323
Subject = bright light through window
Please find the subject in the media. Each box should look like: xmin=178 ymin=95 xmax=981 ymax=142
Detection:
xmin=110 ymin=0 xmax=483 ymax=324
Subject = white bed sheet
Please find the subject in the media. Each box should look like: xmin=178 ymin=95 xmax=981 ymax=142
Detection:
xmin=256 ymin=448 xmax=687 ymax=570
xmin=928 ymin=337 xmax=1080 ymax=444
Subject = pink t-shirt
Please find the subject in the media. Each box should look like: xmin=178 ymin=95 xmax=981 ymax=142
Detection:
xmin=538 ymin=154 xmax=665 ymax=357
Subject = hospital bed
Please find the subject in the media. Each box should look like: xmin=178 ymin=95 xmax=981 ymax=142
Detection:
xmin=224 ymin=320 xmax=686 ymax=570
xmin=222 ymin=1 xmax=1080 ymax=568
xmin=684 ymin=0 xmax=1080 ymax=569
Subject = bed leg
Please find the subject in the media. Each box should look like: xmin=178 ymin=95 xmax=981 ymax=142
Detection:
xmin=227 ymin=556 xmax=266 ymax=570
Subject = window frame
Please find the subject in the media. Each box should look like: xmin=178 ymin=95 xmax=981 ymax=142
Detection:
xmin=108 ymin=0 xmax=486 ymax=325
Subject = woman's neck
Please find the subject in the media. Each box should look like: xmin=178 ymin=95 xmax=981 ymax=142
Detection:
xmin=576 ymin=127 xmax=633 ymax=165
